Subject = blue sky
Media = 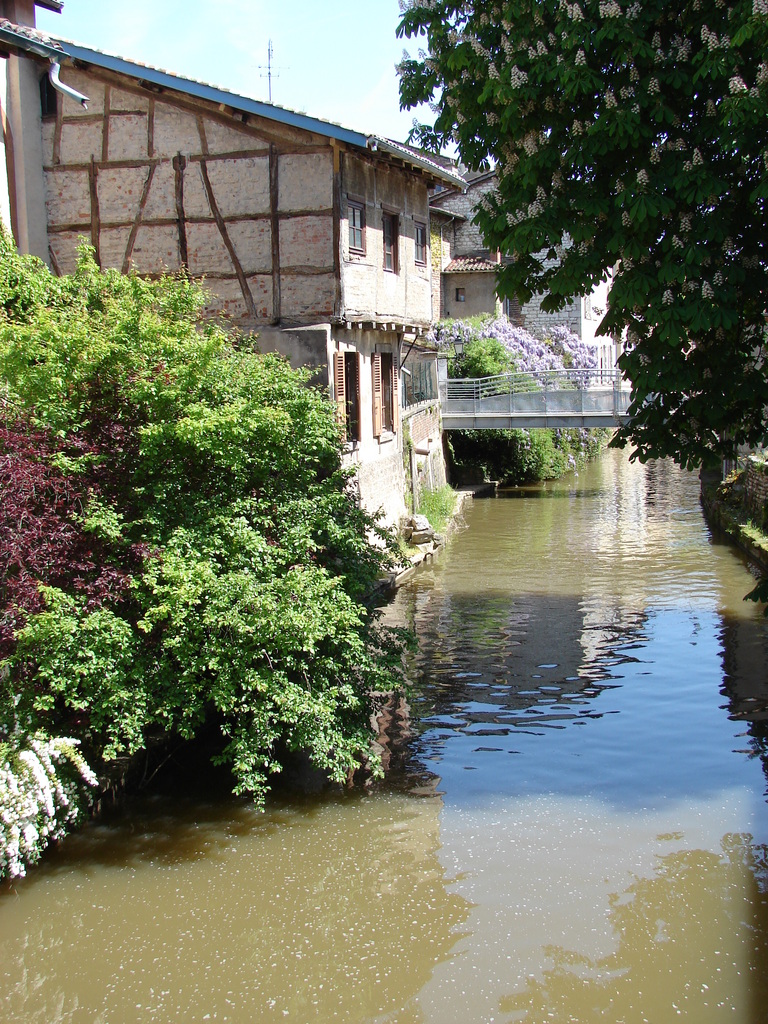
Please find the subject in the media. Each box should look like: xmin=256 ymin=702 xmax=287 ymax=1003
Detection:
xmin=36 ymin=0 xmax=429 ymax=142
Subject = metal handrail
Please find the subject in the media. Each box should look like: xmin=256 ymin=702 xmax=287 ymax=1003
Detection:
xmin=444 ymin=368 xmax=627 ymax=401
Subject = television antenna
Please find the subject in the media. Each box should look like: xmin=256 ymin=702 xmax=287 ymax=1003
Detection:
xmin=258 ymin=40 xmax=288 ymax=103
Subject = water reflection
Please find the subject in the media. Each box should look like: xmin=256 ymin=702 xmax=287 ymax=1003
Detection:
xmin=0 ymin=793 xmax=470 ymax=1024
xmin=500 ymin=833 xmax=768 ymax=1024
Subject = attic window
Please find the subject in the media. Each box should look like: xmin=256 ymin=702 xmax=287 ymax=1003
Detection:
xmin=40 ymin=73 xmax=58 ymax=119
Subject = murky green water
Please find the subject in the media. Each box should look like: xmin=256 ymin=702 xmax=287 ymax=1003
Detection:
xmin=3 ymin=449 xmax=768 ymax=1023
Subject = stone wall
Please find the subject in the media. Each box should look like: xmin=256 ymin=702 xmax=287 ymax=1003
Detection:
xmin=404 ymin=402 xmax=446 ymax=512
xmin=745 ymin=456 xmax=768 ymax=524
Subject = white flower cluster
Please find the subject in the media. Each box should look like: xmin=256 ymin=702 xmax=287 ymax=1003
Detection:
xmin=702 ymin=281 xmax=715 ymax=299
xmin=622 ymin=210 xmax=632 ymax=226
xmin=680 ymin=213 xmax=692 ymax=232
xmin=599 ymin=0 xmax=622 ymax=17
xmin=729 ymin=76 xmax=748 ymax=94
xmin=713 ymin=270 xmax=724 ymax=286
xmin=637 ymin=168 xmax=649 ymax=187
xmin=648 ymin=78 xmax=660 ymax=95
xmin=469 ymin=36 xmax=491 ymax=59
xmin=701 ymin=25 xmax=728 ymax=50
xmin=692 ymin=148 xmax=704 ymax=165
xmin=523 ymin=131 xmax=539 ymax=154
xmin=605 ymin=89 xmax=617 ymax=108
xmin=1 ymin=734 xmax=97 ymax=879
xmin=754 ymin=0 xmax=768 ymax=14
xmin=509 ymin=65 xmax=529 ymax=87
xmin=672 ymin=235 xmax=684 ymax=249
xmin=563 ymin=2 xmax=585 ymax=21
xmin=663 ymin=289 xmax=674 ymax=305
xmin=575 ymin=49 xmax=587 ymax=66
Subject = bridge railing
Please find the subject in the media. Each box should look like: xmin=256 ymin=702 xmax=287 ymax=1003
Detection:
xmin=443 ymin=367 xmax=627 ymax=401
xmin=440 ymin=368 xmax=631 ymax=425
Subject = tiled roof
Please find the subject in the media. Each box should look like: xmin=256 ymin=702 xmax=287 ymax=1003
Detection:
xmin=0 ymin=18 xmax=64 ymax=57
xmin=444 ymin=255 xmax=499 ymax=273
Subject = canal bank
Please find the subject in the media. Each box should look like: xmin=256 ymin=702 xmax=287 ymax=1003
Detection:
xmin=4 ymin=449 xmax=768 ymax=1024
xmin=701 ymin=458 xmax=768 ymax=581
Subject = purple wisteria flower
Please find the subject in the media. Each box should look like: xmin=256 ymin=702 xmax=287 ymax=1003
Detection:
xmin=431 ymin=316 xmax=598 ymax=383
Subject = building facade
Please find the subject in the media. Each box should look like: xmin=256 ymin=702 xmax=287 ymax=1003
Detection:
xmin=0 ymin=8 xmax=462 ymax=527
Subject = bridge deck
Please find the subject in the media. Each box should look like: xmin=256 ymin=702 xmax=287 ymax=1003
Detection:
xmin=440 ymin=369 xmax=630 ymax=430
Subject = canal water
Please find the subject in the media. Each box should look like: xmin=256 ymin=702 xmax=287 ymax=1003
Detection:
xmin=2 ymin=449 xmax=768 ymax=1023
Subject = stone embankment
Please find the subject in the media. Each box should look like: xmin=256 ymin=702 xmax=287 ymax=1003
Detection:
xmin=387 ymin=489 xmax=477 ymax=587
xmin=701 ymin=457 xmax=768 ymax=574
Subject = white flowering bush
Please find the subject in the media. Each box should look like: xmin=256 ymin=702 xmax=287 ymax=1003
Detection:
xmin=0 ymin=733 xmax=98 ymax=879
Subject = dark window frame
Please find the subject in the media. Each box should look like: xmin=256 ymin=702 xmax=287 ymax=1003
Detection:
xmin=414 ymin=221 xmax=427 ymax=265
xmin=382 ymin=212 xmax=398 ymax=274
xmin=348 ymin=199 xmax=365 ymax=254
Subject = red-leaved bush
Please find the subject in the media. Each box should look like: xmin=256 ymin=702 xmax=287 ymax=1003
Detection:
xmin=0 ymin=415 xmax=132 ymax=658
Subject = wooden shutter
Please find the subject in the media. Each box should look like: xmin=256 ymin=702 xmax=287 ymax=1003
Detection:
xmin=392 ymin=357 xmax=400 ymax=434
xmin=334 ymin=351 xmax=346 ymax=440
xmin=372 ymin=353 xmax=383 ymax=438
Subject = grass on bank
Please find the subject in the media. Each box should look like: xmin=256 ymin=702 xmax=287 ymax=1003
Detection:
xmin=417 ymin=485 xmax=458 ymax=535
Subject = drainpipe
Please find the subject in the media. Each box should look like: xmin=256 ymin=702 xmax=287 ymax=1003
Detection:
xmin=48 ymin=63 xmax=89 ymax=109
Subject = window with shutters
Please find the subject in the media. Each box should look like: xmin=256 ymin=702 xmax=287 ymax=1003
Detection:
xmin=334 ymin=351 xmax=361 ymax=443
xmin=371 ymin=351 xmax=399 ymax=438
xmin=382 ymin=213 xmax=398 ymax=273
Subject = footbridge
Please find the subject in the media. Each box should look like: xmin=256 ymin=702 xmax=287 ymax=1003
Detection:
xmin=439 ymin=368 xmax=631 ymax=430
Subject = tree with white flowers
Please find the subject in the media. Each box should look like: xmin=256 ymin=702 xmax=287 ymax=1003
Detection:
xmin=398 ymin=0 xmax=768 ymax=469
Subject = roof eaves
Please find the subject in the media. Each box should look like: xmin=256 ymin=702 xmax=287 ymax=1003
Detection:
xmin=0 ymin=20 xmax=64 ymax=60
xmin=370 ymin=136 xmax=466 ymax=189
xmin=429 ymin=204 xmax=467 ymax=222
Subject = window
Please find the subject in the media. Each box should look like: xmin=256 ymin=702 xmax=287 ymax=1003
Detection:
xmin=39 ymin=73 xmax=58 ymax=119
xmin=455 ymin=287 xmax=466 ymax=302
xmin=382 ymin=213 xmax=398 ymax=273
xmin=415 ymin=222 xmax=427 ymax=265
xmin=348 ymin=200 xmax=365 ymax=254
xmin=372 ymin=351 xmax=399 ymax=437
xmin=334 ymin=351 xmax=361 ymax=442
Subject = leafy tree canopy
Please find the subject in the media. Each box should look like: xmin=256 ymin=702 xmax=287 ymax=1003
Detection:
xmin=0 ymin=233 xmax=404 ymax=805
xmin=398 ymin=0 xmax=768 ymax=468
